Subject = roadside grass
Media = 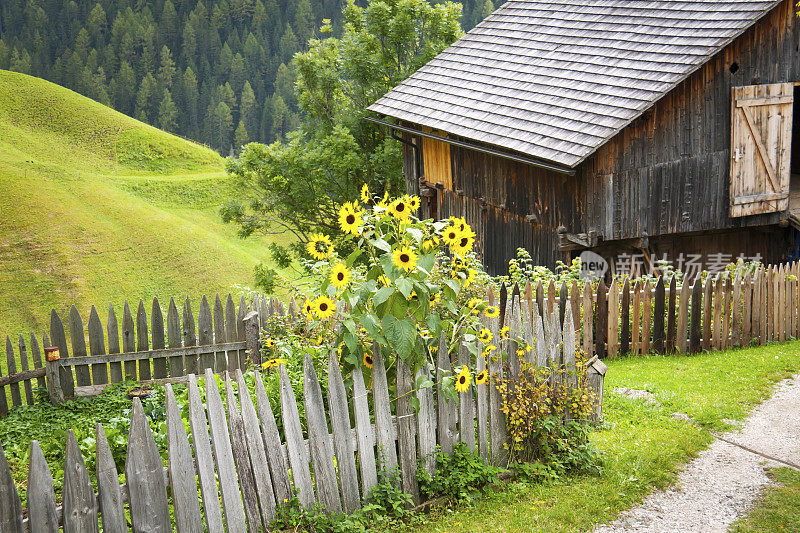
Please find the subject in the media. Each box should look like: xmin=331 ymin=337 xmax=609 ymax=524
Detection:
xmin=0 ymin=70 xmax=292 ymax=341
xmin=410 ymin=341 xmax=800 ymax=532
xmin=731 ymin=468 xmax=800 ymax=532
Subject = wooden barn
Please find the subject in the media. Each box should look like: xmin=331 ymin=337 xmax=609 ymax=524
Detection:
xmin=367 ymin=0 xmax=800 ymax=275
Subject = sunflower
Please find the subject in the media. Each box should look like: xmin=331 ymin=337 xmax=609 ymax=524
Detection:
xmin=388 ymin=197 xmax=412 ymax=222
xmin=313 ymin=295 xmax=336 ymax=319
xmin=408 ymin=195 xmax=421 ymax=211
xmin=363 ymin=352 xmax=374 ymax=368
xmin=378 ymin=274 xmax=391 ymax=287
xmin=478 ymin=328 xmax=492 ymax=344
xmin=336 ymin=342 xmax=345 ymax=356
xmin=360 ymin=183 xmax=371 ymax=203
xmin=475 ymin=369 xmax=488 ymax=385
xmin=484 ymin=306 xmax=499 ymax=318
xmin=261 ymin=358 xmax=286 ymax=369
xmin=306 ymin=233 xmax=333 ymax=260
xmin=499 ymin=326 xmax=509 ymax=339
xmin=304 ymin=300 xmax=314 ymax=319
xmin=264 ymin=338 xmax=276 ymax=348
xmin=422 ymin=236 xmax=439 ymax=252
xmin=461 ymin=268 xmax=476 ymax=286
xmin=468 ymin=297 xmax=480 ymax=308
xmin=442 ymin=224 xmax=462 ymax=246
xmin=454 ymin=365 xmax=471 ymax=392
xmin=429 ymin=292 xmax=441 ymax=305
xmin=338 ymin=202 xmax=363 ymax=235
xmin=515 ymin=347 xmax=526 ymax=357
xmin=391 ymin=246 xmax=418 ymax=272
xmin=330 ymin=263 xmax=351 ymax=289
xmin=482 ymin=344 xmax=496 ymax=357
xmin=450 ymin=230 xmax=475 ymax=257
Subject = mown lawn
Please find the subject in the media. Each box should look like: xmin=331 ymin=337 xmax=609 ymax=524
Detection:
xmin=731 ymin=468 xmax=800 ymax=532
xmin=410 ymin=341 xmax=800 ymax=532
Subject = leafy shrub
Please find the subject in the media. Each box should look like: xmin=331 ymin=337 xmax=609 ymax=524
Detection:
xmin=417 ymin=443 xmax=504 ymax=502
xmin=495 ymin=353 xmax=601 ymax=476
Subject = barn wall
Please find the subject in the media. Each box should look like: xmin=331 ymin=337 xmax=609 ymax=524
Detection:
xmin=582 ymin=0 xmax=799 ymax=241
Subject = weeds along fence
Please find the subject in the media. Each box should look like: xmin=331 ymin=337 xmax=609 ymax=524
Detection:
xmin=0 ymin=291 xmax=603 ymax=531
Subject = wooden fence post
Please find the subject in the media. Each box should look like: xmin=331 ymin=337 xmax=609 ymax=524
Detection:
xmin=45 ymin=356 xmax=64 ymax=404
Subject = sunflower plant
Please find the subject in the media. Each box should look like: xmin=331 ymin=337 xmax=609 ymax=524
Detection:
xmin=301 ymin=186 xmax=494 ymax=400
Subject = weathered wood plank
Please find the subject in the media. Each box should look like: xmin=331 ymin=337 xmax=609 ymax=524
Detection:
xmin=396 ymin=356 xmax=420 ymax=504
xmin=352 ymin=366 xmax=378 ymax=499
xmin=743 ymin=271 xmax=753 ymax=345
xmin=63 ymin=429 xmax=98 ymax=532
xmin=204 ymin=368 xmax=247 ymax=531
xmin=151 ymin=298 xmax=167 ymax=379
xmin=732 ymin=274 xmax=742 ymax=347
xmin=214 ymin=294 xmax=226 ymax=372
xmin=303 ymin=356 xmax=342 ymax=512
xmin=126 ymin=399 xmax=169 ymax=532
xmin=87 ymin=306 xmax=108 ymax=386
xmin=458 ymin=340 xmax=476 ymax=453
xmin=237 ymin=297 xmax=248 ymax=368
xmin=703 ymin=276 xmax=714 ymax=351
xmin=372 ymin=342 xmax=399 ymax=475
xmin=570 ymin=281 xmax=581 ymax=332
xmin=582 ymin=281 xmax=594 ymax=355
xmin=632 ymin=282 xmax=641 ymax=356
xmin=30 ymin=333 xmax=46 ymax=390
xmin=723 ymin=276 xmax=733 ymax=349
xmin=107 ymin=304 xmax=122 ymax=383
xmin=653 ymin=277 xmax=666 ymax=354
xmin=486 ymin=304 xmax=507 ymax=467
xmin=235 ymin=370 xmax=276 ymax=524
xmin=327 ymin=352 xmax=360 ymax=513
xmin=167 ymin=298 xmax=183 ymax=377
xmin=183 ymin=298 xmax=197 ymax=375
xmin=95 ymin=424 xmax=126 ymax=533
xmin=641 ymin=282 xmax=652 ymax=354
xmin=436 ymin=334 xmax=456 ymax=456
xmin=595 ymin=279 xmax=607 ymax=358
xmin=50 ymin=309 xmax=74 ymax=397
xmin=278 ymin=364 xmax=315 ymax=508
xmin=0 ymin=442 xmax=23 ymax=532
xmin=5 ymin=337 xmax=21 ymax=407
xmin=607 ymin=279 xmax=619 ymax=358
xmin=165 ymin=384 xmax=204 ymax=532
xmin=69 ymin=305 xmax=91 ymax=387
xmin=252 ymin=370 xmax=293 ymax=504
xmin=690 ymin=276 xmax=703 ymax=353
xmin=224 ymin=377 xmax=262 ymax=532
xmin=620 ymin=280 xmax=630 ymax=355
xmin=667 ymin=275 xmax=677 ymax=353
xmin=27 ymin=441 xmax=58 ymax=533
xmin=198 ymin=295 xmax=214 ymax=373
xmin=475 ymin=345 xmax=489 ymax=463
xmin=122 ymin=301 xmax=137 ymax=381
xmin=57 ymin=342 xmax=244 ymax=368
xmin=186 ymin=375 xmax=225 ymax=532
xmin=226 ymin=294 xmax=239 ymax=373
xmin=676 ymin=278 xmax=691 ymax=353
xmin=416 ymin=362 xmax=437 ymax=477
xmin=136 ymin=300 xmax=151 ymax=381
xmin=712 ymin=276 xmax=724 ymax=350
xmin=17 ymin=336 xmax=33 ymax=405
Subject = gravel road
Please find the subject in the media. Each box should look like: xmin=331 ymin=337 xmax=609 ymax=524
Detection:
xmin=595 ymin=374 xmax=800 ymax=533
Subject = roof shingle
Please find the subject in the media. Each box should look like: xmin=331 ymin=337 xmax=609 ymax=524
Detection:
xmin=368 ymin=0 xmax=782 ymax=167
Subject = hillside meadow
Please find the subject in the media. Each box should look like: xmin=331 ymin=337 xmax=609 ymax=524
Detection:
xmin=0 ymin=70 xmax=290 ymax=339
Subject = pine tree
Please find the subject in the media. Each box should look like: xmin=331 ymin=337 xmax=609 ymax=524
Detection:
xmin=481 ymin=0 xmax=495 ymax=21
xmin=208 ymin=101 xmax=233 ymax=151
xmin=158 ymin=89 xmax=179 ymax=132
xmin=270 ymin=94 xmax=288 ymax=140
xmin=158 ymin=45 xmax=176 ymax=90
xmin=136 ymin=73 xmax=158 ymax=122
xmin=234 ymin=119 xmax=249 ymax=151
xmin=114 ymin=61 xmax=137 ymax=116
xmin=239 ymin=80 xmax=256 ymax=133
xmin=183 ymin=66 xmax=200 ymax=137
xmin=87 ymin=3 xmax=107 ymax=43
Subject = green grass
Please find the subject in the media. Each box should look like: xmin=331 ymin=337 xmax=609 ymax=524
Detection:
xmin=410 ymin=341 xmax=800 ymax=532
xmin=0 ymin=69 xmax=290 ymax=340
xmin=731 ymin=468 xmax=800 ymax=532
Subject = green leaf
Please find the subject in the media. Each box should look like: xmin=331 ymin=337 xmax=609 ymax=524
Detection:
xmin=387 ymin=291 xmax=409 ymax=319
xmin=346 ymin=249 xmax=363 ymax=267
xmin=396 ymin=277 xmax=413 ymax=298
xmin=371 ymin=238 xmax=392 ymax=253
xmin=417 ymin=253 xmax=435 ymax=275
xmin=373 ymin=286 xmax=394 ymax=308
xmin=381 ymin=315 xmax=416 ymax=359
xmin=406 ymin=227 xmax=423 ymax=243
xmin=409 ymin=396 xmax=420 ymax=414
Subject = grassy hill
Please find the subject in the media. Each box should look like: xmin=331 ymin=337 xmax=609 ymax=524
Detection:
xmin=0 ymin=70 xmax=288 ymax=339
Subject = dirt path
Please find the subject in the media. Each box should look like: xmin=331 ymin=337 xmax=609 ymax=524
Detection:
xmin=595 ymin=374 xmax=800 ymax=533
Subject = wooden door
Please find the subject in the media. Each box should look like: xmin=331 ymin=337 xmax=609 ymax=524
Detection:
xmin=729 ymin=82 xmax=793 ymax=217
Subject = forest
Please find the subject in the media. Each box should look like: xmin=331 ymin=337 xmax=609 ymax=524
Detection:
xmin=0 ymin=0 xmax=493 ymax=153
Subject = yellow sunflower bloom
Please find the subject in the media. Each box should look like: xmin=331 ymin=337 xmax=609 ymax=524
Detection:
xmin=264 ymin=338 xmax=276 ymax=348
xmin=408 ymin=195 xmax=421 ymax=211
xmin=475 ymin=369 xmax=488 ymax=385
xmin=422 ymin=236 xmax=439 ymax=252
xmin=391 ymin=246 xmax=418 ymax=272
xmin=454 ymin=365 xmax=471 ymax=392
xmin=306 ymin=233 xmax=333 ymax=260
xmin=304 ymin=300 xmax=314 ymax=320
xmin=442 ymin=224 xmax=462 ymax=246
xmin=378 ymin=274 xmax=391 ymax=287
xmin=338 ymin=203 xmax=363 ymax=235
xmin=363 ymin=352 xmax=374 ymax=368
xmin=467 ymin=297 xmax=480 ymax=308
xmin=429 ymin=292 xmax=441 ymax=305
xmin=330 ymin=263 xmax=351 ymax=289
xmin=484 ymin=306 xmax=500 ymax=318
xmin=482 ymin=344 xmax=497 ymax=357
xmin=388 ymin=197 xmax=412 ymax=221
xmin=313 ymin=295 xmax=336 ymax=319
xmin=478 ymin=328 xmax=492 ymax=344
xmin=500 ymin=326 xmax=509 ymax=339
xmin=360 ymin=183 xmax=370 ymax=203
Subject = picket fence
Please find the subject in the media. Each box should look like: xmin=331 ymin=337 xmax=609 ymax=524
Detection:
xmin=0 ymin=289 xmax=602 ymax=531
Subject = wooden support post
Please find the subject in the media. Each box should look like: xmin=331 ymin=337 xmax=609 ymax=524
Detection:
xmin=44 ymin=358 xmax=63 ymax=404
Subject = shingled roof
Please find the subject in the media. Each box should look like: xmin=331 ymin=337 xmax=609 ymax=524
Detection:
xmin=368 ymin=0 xmax=782 ymax=168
